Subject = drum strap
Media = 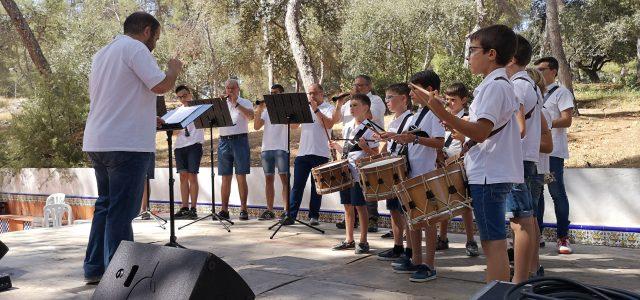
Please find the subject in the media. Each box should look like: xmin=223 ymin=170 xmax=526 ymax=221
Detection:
xmin=389 ymin=113 xmax=413 ymax=154
xmin=513 ymin=77 xmax=540 ymax=120
xmin=444 ymin=112 xmax=468 ymax=148
xmin=343 ymin=125 xmax=370 ymax=157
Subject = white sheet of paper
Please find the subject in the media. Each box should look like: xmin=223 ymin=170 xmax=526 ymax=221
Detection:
xmin=162 ymin=106 xmax=199 ymax=124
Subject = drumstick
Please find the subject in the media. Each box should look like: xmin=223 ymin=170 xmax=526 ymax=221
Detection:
xmin=314 ymin=104 xmax=337 ymax=160
xmin=332 ymin=138 xmax=377 ymax=142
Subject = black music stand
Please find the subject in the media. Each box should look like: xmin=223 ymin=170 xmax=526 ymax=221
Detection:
xmin=135 ymin=177 xmax=167 ymax=228
xmin=263 ymin=93 xmax=325 ymax=239
xmin=158 ymin=102 xmax=214 ymax=248
xmin=178 ymin=97 xmax=235 ymax=232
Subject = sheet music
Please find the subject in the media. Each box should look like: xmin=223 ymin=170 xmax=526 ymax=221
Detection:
xmin=162 ymin=106 xmax=200 ymax=124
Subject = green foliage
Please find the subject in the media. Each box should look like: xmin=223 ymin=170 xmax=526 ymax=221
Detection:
xmin=4 ymin=66 xmax=89 ymax=168
xmin=431 ymin=54 xmax=482 ymax=94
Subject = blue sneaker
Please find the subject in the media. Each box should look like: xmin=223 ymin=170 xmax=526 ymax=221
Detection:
xmin=410 ymin=264 xmax=437 ymax=282
xmin=393 ymin=259 xmax=419 ymax=274
xmin=391 ymin=255 xmax=409 ymax=268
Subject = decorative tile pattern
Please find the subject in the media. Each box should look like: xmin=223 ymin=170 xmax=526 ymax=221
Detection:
xmin=2 ymin=192 xmax=639 ymax=248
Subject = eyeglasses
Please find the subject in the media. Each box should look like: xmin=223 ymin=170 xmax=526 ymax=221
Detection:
xmin=466 ymin=46 xmax=488 ymax=59
xmin=353 ymin=83 xmax=367 ymax=87
xmin=385 ymin=95 xmax=399 ymax=101
xmin=537 ymin=67 xmax=551 ymax=72
xmin=177 ymin=94 xmax=190 ymax=99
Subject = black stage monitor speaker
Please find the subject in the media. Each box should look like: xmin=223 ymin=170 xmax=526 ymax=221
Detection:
xmin=92 ymin=241 xmax=254 ymax=300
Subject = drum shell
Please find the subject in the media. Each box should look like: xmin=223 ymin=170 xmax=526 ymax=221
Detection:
xmin=355 ymin=152 xmax=390 ymax=168
xmin=393 ymin=162 xmax=471 ymax=228
xmin=311 ymin=160 xmax=354 ymax=195
xmin=358 ymin=156 xmax=408 ymax=201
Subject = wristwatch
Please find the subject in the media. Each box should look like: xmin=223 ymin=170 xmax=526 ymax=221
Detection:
xmin=314 ymin=108 xmax=320 ymax=114
xmin=235 ymin=103 xmax=240 ymax=108
xmin=413 ymin=134 xmax=420 ymax=144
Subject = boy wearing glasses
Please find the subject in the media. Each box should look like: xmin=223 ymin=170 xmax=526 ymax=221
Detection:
xmin=534 ymin=56 xmax=574 ymax=255
xmin=415 ymin=25 xmax=523 ymax=282
xmin=173 ymin=85 xmax=205 ymax=220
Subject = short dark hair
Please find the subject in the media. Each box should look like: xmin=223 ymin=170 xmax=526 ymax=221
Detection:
xmin=175 ymin=85 xmax=190 ymax=94
xmin=386 ymin=83 xmax=412 ymax=109
xmin=444 ymin=82 xmax=470 ymax=99
xmin=534 ymin=56 xmax=559 ymax=71
xmin=513 ymin=35 xmax=533 ymax=66
xmin=271 ymin=84 xmax=285 ymax=93
xmin=355 ymin=74 xmax=372 ymax=85
xmin=409 ymin=69 xmax=441 ymax=91
xmin=468 ymin=24 xmax=517 ymax=66
xmin=351 ymin=93 xmax=371 ymax=109
xmin=124 ymin=12 xmax=160 ymax=36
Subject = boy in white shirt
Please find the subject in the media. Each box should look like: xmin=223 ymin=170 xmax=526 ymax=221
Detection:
xmin=416 ymin=25 xmax=523 ymax=282
xmin=173 ymin=85 xmax=205 ymax=220
xmin=383 ymin=70 xmax=445 ymax=282
xmin=504 ymin=35 xmax=540 ymax=282
xmin=534 ymin=56 xmax=575 ymax=255
xmin=254 ymin=84 xmax=289 ymax=221
xmin=330 ymin=94 xmax=379 ymax=254
xmin=376 ymin=83 xmax=414 ymax=262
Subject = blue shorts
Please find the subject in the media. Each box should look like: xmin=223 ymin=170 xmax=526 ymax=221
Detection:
xmin=218 ymin=134 xmax=250 ymax=176
xmin=506 ymin=161 xmax=536 ymax=219
xmin=175 ymin=143 xmax=203 ymax=174
xmin=386 ymin=197 xmax=402 ymax=211
xmin=261 ymin=150 xmax=290 ymax=175
xmin=470 ymin=183 xmax=512 ymax=241
xmin=340 ymin=183 xmax=367 ymax=206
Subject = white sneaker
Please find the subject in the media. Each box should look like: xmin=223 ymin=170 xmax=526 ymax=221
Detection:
xmin=309 ymin=218 xmax=319 ymax=226
xmin=557 ymin=238 xmax=573 ymax=254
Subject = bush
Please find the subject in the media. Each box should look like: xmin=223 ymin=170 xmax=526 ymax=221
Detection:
xmin=431 ymin=55 xmax=483 ymax=97
xmin=4 ymin=67 xmax=89 ymax=168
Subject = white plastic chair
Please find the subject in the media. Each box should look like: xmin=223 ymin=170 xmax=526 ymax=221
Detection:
xmin=43 ymin=203 xmax=73 ymax=228
xmin=45 ymin=193 xmax=66 ymax=205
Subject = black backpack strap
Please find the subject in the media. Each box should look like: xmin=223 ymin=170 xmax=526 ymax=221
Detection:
xmin=444 ymin=133 xmax=454 ymax=148
xmin=514 ymin=77 xmax=539 ymax=120
xmin=389 ymin=113 xmax=413 ymax=154
xmin=544 ymin=86 xmax=560 ymax=102
xmin=346 ymin=125 xmax=371 ymax=153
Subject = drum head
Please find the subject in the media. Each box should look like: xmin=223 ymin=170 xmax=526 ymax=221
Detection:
xmin=361 ymin=157 xmax=403 ymax=169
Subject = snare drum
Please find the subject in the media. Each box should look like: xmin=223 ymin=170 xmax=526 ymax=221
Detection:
xmin=311 ymin=159 xmax=354 ymax=195
xmin=393 ymin=161 xmax=471 ymax=228
xmin=355 ymin=152 xmax=390 ymax=168
xmin=358 ymin=156 xmax=407 ymax=201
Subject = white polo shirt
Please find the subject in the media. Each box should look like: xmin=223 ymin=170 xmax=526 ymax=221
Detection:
xmin=543 ymin=83 xmax=574 ymax=159
xmin=174 ymin=106 xmax=205 ymax=149
xmin=298 ymin=101 xmax=336 ymax=158
xmin=386 ymin=110 xmax=413 ymax=155
xmin=464 ymin=68 xmax=524 ymax=185
xmin=342 ymin=120 xmax=379 ymax=180
xmin=83 ymin=35 xmax=165 ymax=152
xmin=219 ymin=97 xmax=253 ymax=136
xmin=260 ymin=110 xmax=288 ymax=152
xmin=537 ymin=108 xmax=553 ymax=174
xmin=511 ymin=71 xmax=542 ymax=162
xmin=443 ymin=110 xmax=467 ymax=158
xmin=340 ymin=92 xmax=386 ymax=128
xmin=407 ymin=107 xmax=445 ymax=178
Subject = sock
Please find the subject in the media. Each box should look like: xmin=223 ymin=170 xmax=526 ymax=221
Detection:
xmin=393 ymin=244 xmax=403 ymax=254
xmin=404 ymin=247 xmax=412 ymax=258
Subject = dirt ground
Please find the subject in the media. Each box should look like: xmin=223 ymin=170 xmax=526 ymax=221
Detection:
xmin=152 ymin=91 xmax=640 ymax=169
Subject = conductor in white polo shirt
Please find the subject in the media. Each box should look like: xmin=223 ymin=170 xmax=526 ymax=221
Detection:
xmin=218 ymin=79 xmax=255 ymax=221
xmin=82 ymin=12 xmax=182 ymax=284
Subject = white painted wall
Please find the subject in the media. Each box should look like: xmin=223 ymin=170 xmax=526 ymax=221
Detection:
xmin=1 ymin=168 xmax=639 ymax=228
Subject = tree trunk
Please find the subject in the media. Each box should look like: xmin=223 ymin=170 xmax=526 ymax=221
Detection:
xmin=285 ymin=0 xmax=317 ymax=92
xmin=546 ymin=0 xmax=578 ymax=113
xmin=464 ymin=0 xmax=486 ymax=67
xmin=540 ymin=20 xmax=551 ymax=56
xmin=637 ymin=37 xmax=640 ymax=84
xmin=1 ymin=0 xmax=51 ymax=77
xmin=262 ymin=0 xmax=274 ymax=90
xmin=582 ymin=68 xmax=600 ymax=83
